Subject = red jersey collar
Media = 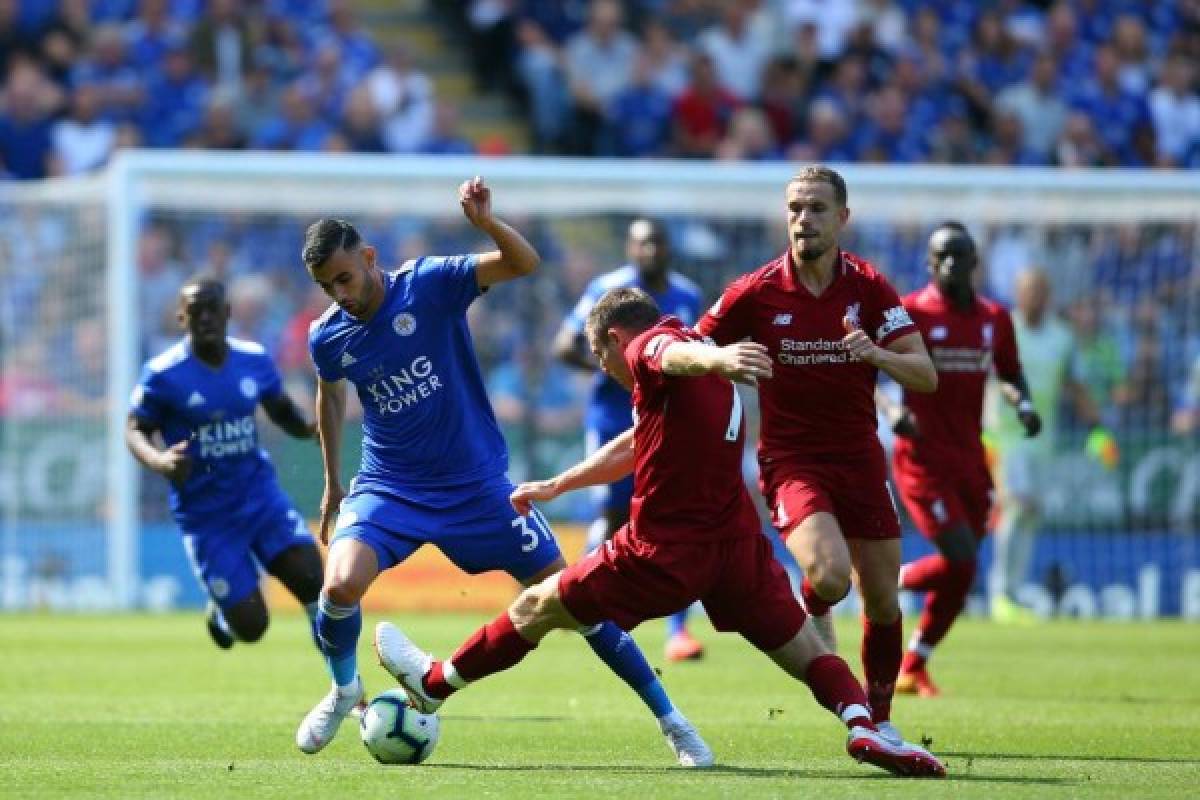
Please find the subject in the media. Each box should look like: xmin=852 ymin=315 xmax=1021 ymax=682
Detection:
xmin=780 ymin=248 xmax=846 ymax=297
xmin=923 ymin=281 xmax=979 ymax=314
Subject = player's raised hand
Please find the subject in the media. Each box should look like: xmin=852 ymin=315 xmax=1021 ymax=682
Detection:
xmin=157 ymin=440 xmax=192 ymax=484
xmin=317 ymin=482 xmax=346 ymax=545
xmin=841 ymin=315 xmax=880 ymax=365
xmin=715 ymin=341 xmax=773 ymax=385
xmin=510 ymin=480 xmax=558 ymax=516
xmin=459 ymin=175 xmax=492 ymax=228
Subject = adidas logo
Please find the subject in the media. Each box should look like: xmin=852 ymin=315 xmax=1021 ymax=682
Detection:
xmin=341 ymin=352 xmax=357 ymax=367
xmin=187 ymin=391 xmax=206 ymax=407
xmin=773 ymin=313 xmax=792 ymax=325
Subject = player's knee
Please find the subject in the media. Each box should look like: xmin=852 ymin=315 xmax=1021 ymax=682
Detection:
xmin=808 ymin=561 xmax=852 ymax=600
xmin=322 ymin=581 xmax=362 ymax=607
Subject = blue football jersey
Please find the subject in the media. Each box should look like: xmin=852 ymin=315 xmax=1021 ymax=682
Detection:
xmin=129 ymin=338 xmax=287 ymax=526
xmin=564 ymin=265 xmax=704 ymax=433
xmin=308 ymin=255 xmax=508 ymax=501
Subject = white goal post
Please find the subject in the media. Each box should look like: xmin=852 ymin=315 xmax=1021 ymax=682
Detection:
xmin=2 ymin=151 xmax=1197 ymax=612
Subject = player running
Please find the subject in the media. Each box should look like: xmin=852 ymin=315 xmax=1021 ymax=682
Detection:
xmin=878 ymin=222 xmax=1040 ymax=697
xmin=553 ymin=216 xmax=707 ymax=662
xmin=295 ymin=178 xmax=708 ymax=766
xmin=126 ymin=277 xmax=324 ymax=652
xmin=695 ymin=166 xmax=937 ymax=742
xmin=373 ymin=288 xmax=945 ymax=777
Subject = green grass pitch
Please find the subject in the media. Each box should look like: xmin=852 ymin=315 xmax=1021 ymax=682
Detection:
xmin=2 ymin=612 xmax=1197 ymax=799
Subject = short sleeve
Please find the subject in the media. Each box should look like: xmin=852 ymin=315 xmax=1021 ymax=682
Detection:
xmin=696 ymin=275 xmax=752 ymax=345
xmin=308 ymin=319 xmax=343 ymax=383
xmin=414 ymin=254 xmax=481 ymax=314
xmin=129 ymin=366 xmax=169 ymax=427
xmin=625 ymin=327 xmax=686 ymax=393
xmin=256 ymin=352 xmax=284 ymax=401
xmin=992 ymin=307 xmax=1022 ymax=382
xmin=864 ymin=274 xmax=917 ymax=347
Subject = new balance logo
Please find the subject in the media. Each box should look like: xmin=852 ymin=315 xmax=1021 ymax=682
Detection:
xmin=773 ymin=313 xmax=793 ymax=325
xmin=187 ymin=391 xmax=205 ymax=407
xmin=340 ymin=351 xmax=357 ymax=367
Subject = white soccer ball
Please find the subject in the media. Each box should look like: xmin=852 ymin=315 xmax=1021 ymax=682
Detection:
xmin=359 ymin=689 xmax=440 ymax=765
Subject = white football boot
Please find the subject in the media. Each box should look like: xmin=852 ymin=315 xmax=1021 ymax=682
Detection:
xmin=374 ymin=621 xmax=443 ymax=713
xmin=295 ymin=675 xmax=364 ymax=754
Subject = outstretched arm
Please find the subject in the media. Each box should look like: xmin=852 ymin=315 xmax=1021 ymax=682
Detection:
xmin=511 ymin=429 xmax=636 ymax=515
xmin=459 ymin=176 xmax=541 ymax=288
xmin=261 ymin=392 xmax=318 ymax=439
xmin=659 ymin=340 xmax=774 ymax=385
xmin=315 ymin=378 xmax=348 ymax=544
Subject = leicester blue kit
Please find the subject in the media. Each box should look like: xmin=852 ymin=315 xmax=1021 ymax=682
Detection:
xmin=308 ymin=255 xmax=559 ymax=580
xmin=563 ymin=266 xmax=703 ymax=512
xmin=130 ymin=338 xmax=313 ymax=608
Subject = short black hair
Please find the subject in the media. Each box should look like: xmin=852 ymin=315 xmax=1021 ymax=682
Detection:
xmin=585 ymin=287 xmax=662 ymax=343
xmin=302 ymin=218 xmax=361 ymax=270
xmin=179 ymin=273 xmax=225 ymax=299
xmin=932 ymin=220 xmax=971 ymax=237
xmin=788 ymin=165 xmax=848 ymax=207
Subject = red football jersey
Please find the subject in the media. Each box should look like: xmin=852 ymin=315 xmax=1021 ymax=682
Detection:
xmin=893 ymin=283 xmax=1022 ymax=473
xmin=624 ymin=317 xmax=760 ymax=543
xmin=697 ymin=249 xmax=917 ymax=463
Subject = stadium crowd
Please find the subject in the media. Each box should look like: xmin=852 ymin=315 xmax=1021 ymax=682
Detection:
xmin=0 ymin=1 xmax=1197 ymax=525
xmin=442 ymin=0 xmax=1200 ymax=166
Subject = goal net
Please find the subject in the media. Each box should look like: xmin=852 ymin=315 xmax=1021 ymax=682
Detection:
xmin=1 ymin=151 xmax=1197 ymax=617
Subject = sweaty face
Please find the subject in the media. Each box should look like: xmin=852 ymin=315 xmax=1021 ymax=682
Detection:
xmin=178 ymin=284 xmax=229 ymax=347
xmin=588 ymin=327 xmax=634 ymax=391
xmin=786 ymin=180 xmax=848 ymax=263
xmin=309 ymin=246 xmax=379 ymax=320
xmin=928 ymin=228 xmax=977 ymax=290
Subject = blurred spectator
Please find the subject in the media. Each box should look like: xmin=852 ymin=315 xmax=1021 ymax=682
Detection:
xmin=1068 ymin=298 xmax=1130 ymax=430
xmin=780 ymin=0 xmax=861 ymax=61
xmin=139 ymin=40 xmax=209 ymax=147
xmin=0 ymin=58 xmax=58 ymax=179
xmin=365 ymin=45 xmax=434 ymax=153
xmin=1055 ymin=111 xmax=1113 ymax=168
xmin=1149 ymin=54 xmax=1200 ymax=168
xmin=983 ymin=109 xmax=1042 ymax=166
xmin=70 ymin=24 xmax=142 ymax=120
xmin=37 ymin=0 xmax=92 ymax=88
xmin=514 ymin=18 xmax=569 ymax=153
xmin=187 ymin=90 xmax=247 ymax=149
xmin=696 ymin=0 xmax=772 ymax=102
xmin=757 ymin=54 xmax=807 ymax=146
xmin=49 ymin=84 xmax=117 ymax=175
xmin=608 ymin=50 xmax=674 ymax=157
xmin=1172 ymin=353 xmax=1200 ymax=436
xmin=189 ymin=0 xmax=252 ymax=96
xmin=336 ymin=85 xmax=385 ymax=153
xmin=562 ymin=0 xmax=638 ymax=155
xmin=639 ymin=18 xmax=689 ymax=100
xmin=995 ymin=51 xmax=1069 ymax=163
xmin=1111 ymin=13 xmax=1152 ymax=95
xmin=714 ymin=106 xmax=780 ymax=161
xmin=1069 ymin=44 xmax=1155 ymax=165
xmin=126 ymin=0 xmax=185 ymax=71
xmin=462 ymin=0 xmax=517 ymax=96
xmin=853 ymin=85 xmax=927 ymax=163
xmin=788 ymin=96 xmax=853 ymax=162
xmin=421 ymin=101 xmax=476 ymax=155
xmin=325 ymin=0 xmax=380 ymax=80
xmin=670 ymin=50 xmax=738 ymax=159
xmin=251 ymin=83 xmax=333 ymax=152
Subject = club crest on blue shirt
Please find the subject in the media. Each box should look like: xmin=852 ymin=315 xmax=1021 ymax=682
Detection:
xmin=239 ymin=377 xmax=257 ymax=399
xmin=393 ymin=313 xmax=417 ymax=336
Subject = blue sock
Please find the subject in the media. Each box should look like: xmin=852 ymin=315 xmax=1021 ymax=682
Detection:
xmin=302 ymin=601 xmax=320 ymax=652
xmin=316 ymin=594 xmax=360 ymax=687
xmin=581 ymin=621 xmax=675 ymax=718
xmin=666 ymin=607 xmax=689 ymax=637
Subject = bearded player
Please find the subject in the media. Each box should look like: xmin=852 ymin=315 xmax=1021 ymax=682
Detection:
xmin=696 ymin=166 xmax=937 ymax=743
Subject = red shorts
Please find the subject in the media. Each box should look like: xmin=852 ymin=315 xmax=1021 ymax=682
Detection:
xmin=763 ymin=448 xmax=901 ymax=541
xmin=558 ymin=526 xmax=806 ymax=652
xmin=892 ymin=452 xmax=993 ymax=539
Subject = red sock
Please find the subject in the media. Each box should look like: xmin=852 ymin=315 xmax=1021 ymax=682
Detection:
xmin=801 ymin=576 xmax=844 ymax=617
xmin=899 ymin=554 xmax=951 ymax=592
xmin=804 ymin=654 xmax=876 ymax=731
xmin=903 ymin=559 xmax=976 ymax=674
xmin=862 ymin=614 xmax=903 ymax=723
xmin=423 ymin=613 xmax=535 ymax=698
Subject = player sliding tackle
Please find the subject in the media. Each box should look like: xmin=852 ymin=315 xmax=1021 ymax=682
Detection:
xmin=375 ymin=287 xmax=945 ymax=777
xmin=296 ymin=178 xmax=709 ymax=767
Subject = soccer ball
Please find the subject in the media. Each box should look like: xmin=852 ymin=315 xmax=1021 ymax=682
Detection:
xmin=359 ymin=689 xmax=440 ymax=765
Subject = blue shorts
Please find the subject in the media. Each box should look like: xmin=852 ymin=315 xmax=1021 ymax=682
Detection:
xmin=586 ymin=427 xmax=634 ymax=514
xmin=180 ymin=491 xmax=315 ymax=610
xmin=332 ymin=475 xmax=562 ymax=582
